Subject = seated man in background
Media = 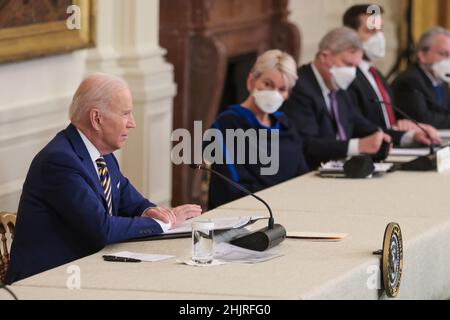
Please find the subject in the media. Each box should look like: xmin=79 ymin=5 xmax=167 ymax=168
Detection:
xmin=392 ymin=27 xmax=450 ymax=129
xmin=6 ymin=74 xmax=202 ymax=284
xmin=344 ymin=4 xmax=441 ymax=145
xmin=206 ymin=50 xmax=309 ymax=209
xmin=281 ymin=27 xmax=392 ymax=169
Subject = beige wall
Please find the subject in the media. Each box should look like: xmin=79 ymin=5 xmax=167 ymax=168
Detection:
xmin=0 ymin=0 xmax=175 ymax=212
xmin=289 ymin=0 xmax=403 ymax=74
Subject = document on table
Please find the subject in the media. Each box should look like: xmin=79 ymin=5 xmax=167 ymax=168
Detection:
xmin=390 ymin=147 xmax=438 ymax=157
xmin=319 ymin=161 xmax=393 ymax=177
xmin=165 ymin=216 xmax=266 ymax=235
xmin=213 ymin=242 xmax=283 ymax=264
xmin=438 ymin=130 xmax=450 ymax=139
xmin=111 ymin=251 xmax=174 ymax=262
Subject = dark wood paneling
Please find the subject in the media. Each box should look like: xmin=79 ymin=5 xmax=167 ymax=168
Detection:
xmin=160 ymin=0 xmax=301 ymax=207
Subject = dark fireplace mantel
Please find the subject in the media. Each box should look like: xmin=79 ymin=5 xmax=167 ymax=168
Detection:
xmin=160 ymin=0 xmax=301 ymax=206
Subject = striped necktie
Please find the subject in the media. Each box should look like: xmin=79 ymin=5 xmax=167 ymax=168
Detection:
xmin=96 ymin=157 xmax=113 ymax=215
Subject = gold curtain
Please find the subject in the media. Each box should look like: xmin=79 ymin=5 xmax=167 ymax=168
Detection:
xmin=409 ymin=0 xmax=450 ymax=87
xmin=410 ymin=0 xmax=450 ymax=41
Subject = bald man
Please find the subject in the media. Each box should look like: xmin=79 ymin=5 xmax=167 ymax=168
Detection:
xmin=5 ymin=74 xmax=202 ymax=284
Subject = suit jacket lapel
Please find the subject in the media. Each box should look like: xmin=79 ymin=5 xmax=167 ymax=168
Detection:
xmin=305 ymin=64 xmax=336 ymax=130
xmin=64 ymin=124 xmax=108 ymax=206
xmin=357 ymin=68 xmax=379 ymax=101
xmin=356 ymin=68 xmax=386 ymax=120
xmin=415 ymin=64 xmax=443 ymax=106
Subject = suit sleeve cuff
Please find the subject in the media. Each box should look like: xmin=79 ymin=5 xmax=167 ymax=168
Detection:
xmin=153 ymin=219 xmax=172 ymax=233
xmin=347 ymin=139 xmax=360 ymax=156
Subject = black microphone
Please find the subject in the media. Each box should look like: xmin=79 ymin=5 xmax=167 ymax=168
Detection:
xmin=371 ymin=98 xmax=438 ymax=171
xmin=190 ymin=164 xmax=286 ymax=252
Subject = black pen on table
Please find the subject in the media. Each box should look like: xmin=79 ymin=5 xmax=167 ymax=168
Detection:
xmin=102 ymin=255 xmax=141 ymax=263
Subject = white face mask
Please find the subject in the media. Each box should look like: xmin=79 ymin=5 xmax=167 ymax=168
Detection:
xmin=363 ymin=32 xmax=386 ymax=61
xmin=330 ymin=66 xmax=357 ymax=90
xmin=431 ymin=58 xmax=450 ymax=82
xmin=252 ymin=89 xmax=285 ymax=114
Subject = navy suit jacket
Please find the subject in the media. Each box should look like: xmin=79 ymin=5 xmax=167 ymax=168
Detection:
xmin=392 ymin=63 xmax=450 ymax=129
xmin=5 ymin=124 xmax=163 ymax=284
xmin=348 ymin=67 xmax=405 ymax=145
xmin=281 ymin=64 xmax=377 ymax=168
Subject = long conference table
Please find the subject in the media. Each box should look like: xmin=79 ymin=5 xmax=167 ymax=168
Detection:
xmin=3 ymin=168 xmax=450 ymax=300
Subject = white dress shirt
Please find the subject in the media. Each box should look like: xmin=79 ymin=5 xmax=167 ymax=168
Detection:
xmin=420 ymin=64 xmax=442 ymax=86
xmin=77 ymin=128 xmax=171 ymax=232
xmin=310 ymin=63 xmax=359 ymax=156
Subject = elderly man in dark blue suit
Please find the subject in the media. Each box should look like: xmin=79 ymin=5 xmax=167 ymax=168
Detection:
xmin=5 ymin=74 xmax=202 ymax=284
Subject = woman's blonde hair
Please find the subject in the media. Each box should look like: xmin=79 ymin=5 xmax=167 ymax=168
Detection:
xmin=250 ymin=49 xmax=299 ymax=90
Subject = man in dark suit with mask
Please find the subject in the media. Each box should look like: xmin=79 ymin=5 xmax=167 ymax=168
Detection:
xmin=392 ymin=27 xmax=450 ymax=129
xmin=281 ymin=27 xmax=393 ymax=169
xmin=344 ymin=5 xmax=441 ymax=145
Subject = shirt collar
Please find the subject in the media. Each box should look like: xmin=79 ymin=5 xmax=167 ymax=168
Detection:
xmin=311 ymin=62 xmax=331 ymax=96
xmin=77 ymin=128 xmax=101 ymax=163
xmin=359 ymin=59 xmax=372 ymax=74
xmin=419 ymin=64 xmax=441 ymax=86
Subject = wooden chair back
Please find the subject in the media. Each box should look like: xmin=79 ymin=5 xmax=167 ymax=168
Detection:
xmin=0 ymin=212 xmax=16 ymax=284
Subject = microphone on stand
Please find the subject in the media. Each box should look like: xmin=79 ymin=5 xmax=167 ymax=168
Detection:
xmin=371 ymin=98 xmax=438 ymax=171
xmin=190 ymin=164 xmax=286 ymax=252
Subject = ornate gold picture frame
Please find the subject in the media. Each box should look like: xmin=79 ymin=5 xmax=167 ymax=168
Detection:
xmin=0 ymin=0 xmax=95 ymax=64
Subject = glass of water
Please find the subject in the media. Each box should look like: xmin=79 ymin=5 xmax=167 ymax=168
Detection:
xmin=192 ymin=221 xmax=214 ymax=264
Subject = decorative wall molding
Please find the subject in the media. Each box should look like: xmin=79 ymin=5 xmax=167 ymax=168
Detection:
xmin=112 ymin=0 xmax=176 ymax=205
xmin=0 ymin=95 xmax=70 ymax=211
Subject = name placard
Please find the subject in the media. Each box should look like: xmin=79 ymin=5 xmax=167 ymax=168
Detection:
xmin=437 ymin=146 xmax=450 ymax=173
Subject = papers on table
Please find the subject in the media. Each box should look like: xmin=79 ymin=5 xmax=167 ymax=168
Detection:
xmin=319 ymin=161 xmax=393 ymax=177
xmin=390 ymin=148 xmax=433 ymax=157
xmin=179 ymin=259 xmax=226 ymax=267
xmin=178 ymin=243 xmax=283 ymax=267
xmin=287 ymin=232 xmax=348 ymax=242
xmin=111 ymin=251 xmax=174 ymax=262
xmin=438 ymin=130 xmax=450 ymax=139
xmin=213 ymin=243 xmax=283 ymax=264
xmin=165 ymin=216 xmax=266 ymax=235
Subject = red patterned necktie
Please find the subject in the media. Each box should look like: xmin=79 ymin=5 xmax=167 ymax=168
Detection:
xmin=369 ymin=67 xmax=396 ymax=127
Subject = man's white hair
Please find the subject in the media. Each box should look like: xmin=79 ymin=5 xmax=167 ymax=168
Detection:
xmin=69 ymin=73 xmax=129 ymax=123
